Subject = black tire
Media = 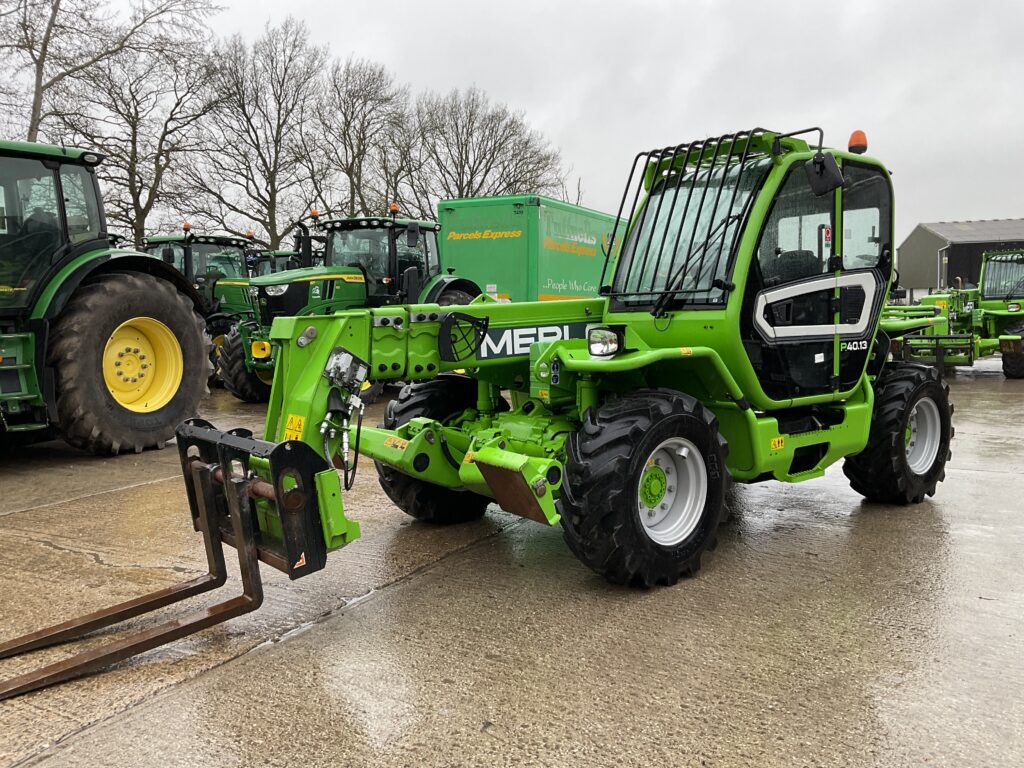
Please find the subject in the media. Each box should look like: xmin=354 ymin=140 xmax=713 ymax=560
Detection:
xmin=205 ymin=316 xmax=235 ymax=388
xmin=48 ymin=272 xmax=209 ymax=454
xmin=843 ymin=364 xmax=953 ymax=504
xmin=359 ymin=380 xmax=385 ymax=405
xmin=437 ymin=289 xmax=475 ymax=306
xmin=376 ymin=374 xmax=504 ymax=524
xmin=219 ymin=326 xmax=271 ymax=403
xmin=1001 ymin=320 xmax=1024 ymax=379
xmin=558 ymin=389 xmax=729 ymax=587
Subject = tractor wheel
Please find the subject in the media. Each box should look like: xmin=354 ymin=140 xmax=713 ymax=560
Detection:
xmin=376 ymin=374 xmax=504 ymax=524
xmin=437 ymin=289 xmax=475 ymax=306
xmin=843 ymin=364 xmax=953 ymax=504
xmin=48 ymin=272 xmax=209 ymax=454
xmin=205 ymin=316 xmax=235 ymax=388
xmin=218 ymin=326 xmax=271 ymax=403
xmin=559 ymin=389 xmax=729 ymax=587
xmin=1001 ymin=321 xmax=1024 ymax=379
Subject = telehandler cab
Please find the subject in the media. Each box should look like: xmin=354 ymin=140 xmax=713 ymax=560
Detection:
xmin=0 ymin=127 xmax=954 ymax=699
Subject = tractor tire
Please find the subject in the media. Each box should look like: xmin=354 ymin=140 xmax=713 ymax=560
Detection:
xmin=843 ymin=364 xmax=953 ymax=504
xmin=558 ymin=389 xmax=729 ymax=587
xmin=1001 ymin=320 xmax=1024 ymax=379
xmin=219 ymin=326 xmax=271 ymax=403
xmin=205 ymin=316 xmax=235 ymax=388
xmin=437 ymin=289 xmax=475 ymax=306
xmin=48 ymin=272 xmax=209 ymax=455
xmin=376 ymin=374 xmax=503 ymax=524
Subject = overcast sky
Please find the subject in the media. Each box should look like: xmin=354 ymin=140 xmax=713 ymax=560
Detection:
xmin=213 ymin=0 xmax=1023 ymax=243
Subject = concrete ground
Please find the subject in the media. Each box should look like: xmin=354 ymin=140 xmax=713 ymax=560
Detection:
xmin=0 ymin=361 xmax=1022 ymax=767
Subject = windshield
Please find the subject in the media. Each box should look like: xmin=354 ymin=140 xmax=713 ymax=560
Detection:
xmin=255 ymin=255 xmax=297 ymax=276
xmin=982 ymin=253 xmax=1024 ymax=299
xmin=613 ymin=157 xmax=771 ymax=307
xmin=0 ymin=158 xmax=67 ymax=309
xmin=326 ymin=227 xmax=436 ymax=299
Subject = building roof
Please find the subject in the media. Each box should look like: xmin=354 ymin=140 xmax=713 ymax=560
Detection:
xmin=914 ymin=219 xmax=1024 ymax=245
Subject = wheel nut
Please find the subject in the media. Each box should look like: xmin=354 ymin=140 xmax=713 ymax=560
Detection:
xmin=660 ymin=503 xmax=667 ymax=511
xmin=114 ymin=361 xmax=121 ymax=367
xmin=131 ymin=377 xmax=138 ymax=383
xmin=668 ymin=486 xmax=675 ymax=493
xmin=117 ymin=351 xmax=125 ymax=358
xmin=132 ymin=347 xmax=139 ymax=353
xmin=141 ymin=364 xmax=148 ymax=370
xmin=139 ymin=354 xmax=146 ymax=360
xmin=139 ymin=373 xmax=145 ymax=379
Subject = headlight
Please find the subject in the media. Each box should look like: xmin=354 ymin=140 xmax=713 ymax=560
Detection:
xmin=248 ymin=286 xmax=259 ymax=298
xmin=588 ymin=326 xmax=621 ymax=357
xmin=264 ymin=284 xmax=289 ymax=297
xmin=1009 ymin=303 xmax=1021 ymax=312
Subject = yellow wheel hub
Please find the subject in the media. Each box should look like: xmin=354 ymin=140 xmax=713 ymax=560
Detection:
xmin=257 ymin=370 xmax=275 ymax=386
xmin=102 ymin=317 xmax=183 ymax=413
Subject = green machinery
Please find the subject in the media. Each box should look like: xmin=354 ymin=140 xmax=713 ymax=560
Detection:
xmin=219 ymin=211 xmax=483 ymax=403
xmin=0 ymin=128 xmax=956 ymax=697
xmin=883 ymin=249 xmax=1024 ymax=377
xmin=0 ymin=141 xmax=208 ymax=454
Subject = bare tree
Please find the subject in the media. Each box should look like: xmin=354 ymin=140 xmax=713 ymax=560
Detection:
xmin=0 ymin=0 xmax=214 ymax=142
xmin=51 ymin=43 xmax=221 ymax=244
xmin=409 ymin=87 xmax=565 ymax=216
xmin=304 ymin=58 xmax=407 ymax=217
xmin=180 ymin=18 xmax=325 ymax=247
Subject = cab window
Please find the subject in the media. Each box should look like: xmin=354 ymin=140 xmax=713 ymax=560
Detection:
xmin=756 ymin=167 xmax=835 ymax=286
xmin=840 ymin=164 xmax=891 ymax=271
xmin=59 ymin=165 xmax=102 ymax=244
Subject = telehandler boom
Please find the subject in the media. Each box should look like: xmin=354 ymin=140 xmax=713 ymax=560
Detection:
xmin=0 ymin=127 xmax=953 ymax=699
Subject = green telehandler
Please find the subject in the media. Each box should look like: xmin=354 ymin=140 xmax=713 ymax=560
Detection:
xmin=0 ymin=141 xmax=209 ymax=454
xmin=883 ymin=248 xmax=1024 ymax=377
xmin=0 ymin=127 xmax=954 ymax=698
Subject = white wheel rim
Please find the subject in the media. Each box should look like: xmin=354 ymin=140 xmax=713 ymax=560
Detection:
xmin=905 ymin=396 xmax=941 ymax=475
xmin=636 ymin=437 xmax=708 ymax=546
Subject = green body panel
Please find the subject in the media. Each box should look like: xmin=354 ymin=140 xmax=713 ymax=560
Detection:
xmin=438 ymin=195 xmax=623 ymax=302
xmin=0 ymin=331 xmax=45 ymax=423
xmin=28 ymin=246 xmax=130 ymax=320
xmin=884 ymin=249 xmax=1024 ymax=366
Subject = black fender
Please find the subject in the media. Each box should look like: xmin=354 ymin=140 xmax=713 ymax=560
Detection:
xmin=421 ymin=276 xmax=482 ymax=303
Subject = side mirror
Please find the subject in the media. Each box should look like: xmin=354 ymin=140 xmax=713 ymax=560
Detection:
xmin=161 ymin=246 xmax=175 ymax=264
xmin=400 ymin=265 xmax=421 ymax=300
xmin=804 ymin=151 xmax=845 ymax=196
xmin=405 ymin=222 xmax=420 ymax=249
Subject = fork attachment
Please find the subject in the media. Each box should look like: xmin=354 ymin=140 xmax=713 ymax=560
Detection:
xmin=0 ymin=418 xmax=353 ymax=700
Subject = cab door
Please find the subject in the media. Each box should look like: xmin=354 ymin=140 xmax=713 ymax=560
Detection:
xmin=742 ymin=163 xmax=839 ymax=402
xmin=834 ymin=162 xmax=892 ymax=390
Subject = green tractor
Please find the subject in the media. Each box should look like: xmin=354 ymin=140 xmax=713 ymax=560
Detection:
xmin=219 ymin=210 xmax=483 ymax=403
xmin=142 ymin=227 xmax=257 ymax=371
xmin=0 ymin=128 xmax=957 ymax=698
xmin=884 ymin=248 xmax=1024 ymax=377
xmin=0 ymin=141 xmax=208 ymax=454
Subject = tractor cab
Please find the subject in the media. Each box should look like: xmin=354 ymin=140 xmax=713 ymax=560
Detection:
xmin=142 ymin=232 xmax=254 ymax=316
xmin=0 ymin=143 xmax=106 ymax=315
xmin=980 ymin=250 xmax=1024 ymax=306
xmin=321 ymin=214 xmax=440 ymax=306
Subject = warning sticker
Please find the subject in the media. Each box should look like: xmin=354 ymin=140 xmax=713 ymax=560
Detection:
xmin=384 ymin=436 xmax=409 ymax=451
xmin=770 ymin=436 xmax=785 ymax=451
xmin=284 ymin=414 xmax=305 ymax=441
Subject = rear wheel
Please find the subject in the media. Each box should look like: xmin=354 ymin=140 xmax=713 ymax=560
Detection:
xmin=1001 ymin=320 xmax=1024 ymax=379
xmin=843 ymin=364 xmax=953 ymax=504
xmin=559 ymin=389 xmax=729 ymax=587
xmin=376 ymin=374 xmax=501 ymax=524
xmin=219 ymin=326 xmax=271 ymax=403
xmin=48 ymin=272 xmax=209 ymax=454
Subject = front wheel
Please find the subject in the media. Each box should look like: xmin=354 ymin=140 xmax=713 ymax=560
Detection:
xmin=843 ymin=364 xmax=953 ymax=504
xmin=219 ymin=326 xmax=271 ymax=403
xmin=559 ymin=389 xmax=729 ymax=587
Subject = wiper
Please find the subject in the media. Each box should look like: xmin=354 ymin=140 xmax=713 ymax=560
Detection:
xmin=1005 ymin=274 xmax=1024 ymax=300
xmin=651 ymin=213 xmax=740 ymax=316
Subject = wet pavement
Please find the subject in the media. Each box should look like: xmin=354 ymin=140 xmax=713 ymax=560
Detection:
xmin=1 ymin=362 xmax=1022 ymax=767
